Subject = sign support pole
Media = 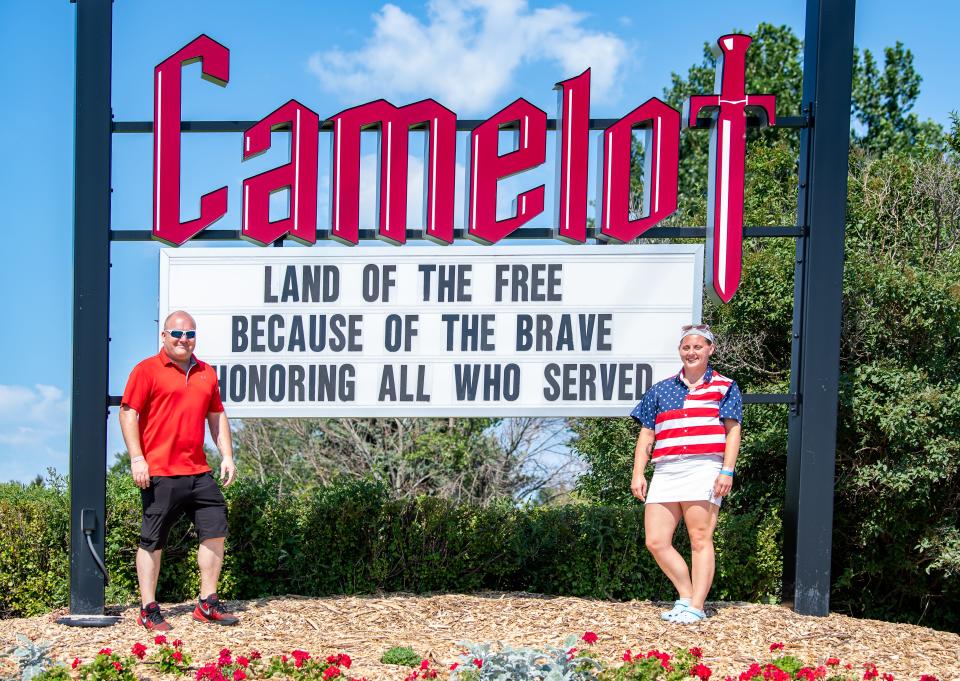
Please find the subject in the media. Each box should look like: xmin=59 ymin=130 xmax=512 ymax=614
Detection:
xmin=61 ymin=0 xmax=118 ymax=626
xmin=784 ymin=0 xmax=856 ymax=616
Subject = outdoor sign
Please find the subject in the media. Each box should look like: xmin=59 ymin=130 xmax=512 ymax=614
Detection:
xmin=152 ymin=34 xmax=775 ymax=303
xmin=160 ymin=245 xmax=703 ymax=417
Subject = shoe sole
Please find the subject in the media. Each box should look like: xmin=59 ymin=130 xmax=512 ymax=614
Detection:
xmin=192 ymin=613 xmax=239 ymax=626
xmin=136 ymin=616 xmax=173 ymax=631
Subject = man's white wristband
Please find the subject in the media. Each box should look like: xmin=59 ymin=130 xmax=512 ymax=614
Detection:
xmin=130 ymin=456 xmax=145 ymax=464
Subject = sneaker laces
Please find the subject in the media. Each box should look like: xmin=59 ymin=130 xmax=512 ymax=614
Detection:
xmin=143 ymin=606 xmax=165 ymax=625
xmin=204 ymin=596 xmax=228 ymax=615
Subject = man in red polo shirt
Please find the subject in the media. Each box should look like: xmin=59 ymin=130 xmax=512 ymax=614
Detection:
xmin=119 ymin=310 xmax=238 ymax=630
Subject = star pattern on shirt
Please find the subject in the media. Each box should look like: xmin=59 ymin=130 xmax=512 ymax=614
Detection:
xmin=629 ymin=365 xmax=743 ymax=428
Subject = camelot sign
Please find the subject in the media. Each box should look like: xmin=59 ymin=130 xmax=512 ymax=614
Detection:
xmin=153 ymin=33 xmax=776 ymax=303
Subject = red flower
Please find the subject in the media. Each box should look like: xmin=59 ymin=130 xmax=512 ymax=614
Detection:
xmin=825 ymin=658 xmax=840 ymax=666
xmin=472 ymin=658 xmax=483 ymax=668
xmin=739 ymin=662 xmax=762 ymax=681
xmin=769 ymin=643 xmax=784 ymax=653
xmin=623 ymin=649 xmax=634 ymax=663
xmin=566 ymin=647 xmax=579 ymax=661
xmin=98 ymin=648 xmax=112 ymax=656
xmin=173 ymin=639 xmax=184 ymax=649
xmin=233 ymin=670 xmax=246 ymax=681
xmin=250 ymin=651 xmax=262 ymax=661
xmin=291 ymin=650 xmax=311 ymax=668
xmin=237 ymin=656 xmax=250 ymax=668
xmin=420 ymin=660 xmax=429 ymax=670
xmin=881 ymin=674 xmax=894 ymax=681
xmin=71 ymin=658 xmax=80 ymax=670
xmin=863 ymin=663 xmax=879 ymax=680
xmin=154 ymin=635 xmax=167 ymax=645
xmin=131 ymin=643 xmax=148 ymax=660
xmin=323 ymin=667 xmax=341 ymax=680
xmin=450 ymin=662 xmax=459 ymax=671
xmin=918 ymin=676 xmax=940 ymax=681
xmin=112 ymin=661 xmax=123 ymax=672
xmin=581 ymin=631 xmax=598 ymax=645
xmin=691 ymin=663 xmax=712 ymax=680
xmin=690 ymin=647 xmax=704 ymax=659
xmin=173 ymin=651 xmax=184 ymax=663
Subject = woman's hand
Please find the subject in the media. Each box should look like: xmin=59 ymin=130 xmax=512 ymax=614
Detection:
xmin=713 ymin=473 xmax=733 ymax=498
xmin=631 ymin=476 xmax=648 ymax=501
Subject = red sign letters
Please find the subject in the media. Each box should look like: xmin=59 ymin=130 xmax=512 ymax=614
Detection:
xmin=152 ymin=34 xmax=776 ymax=303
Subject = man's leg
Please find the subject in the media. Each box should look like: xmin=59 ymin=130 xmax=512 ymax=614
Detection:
xmin=197 ymin=537 xmax=224 ymax=599
xmin=136 ymin=547 xmax=163 ymax=605
xmin=681 ymin=500 xmax=720 ymax=611
xmin=644 ymin=502 xmax=692 ymax=598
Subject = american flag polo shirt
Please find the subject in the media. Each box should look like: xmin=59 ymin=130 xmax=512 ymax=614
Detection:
xmin=630 ymin=366 xmax=743 ymax=461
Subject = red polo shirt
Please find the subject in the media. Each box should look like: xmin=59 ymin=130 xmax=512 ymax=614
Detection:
xmin=121 ymin=350 xmax=225 ymax=476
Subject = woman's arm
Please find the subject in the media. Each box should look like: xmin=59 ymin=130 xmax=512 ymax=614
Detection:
xmin=631 ymin=427 xmax=655 ymax=501
xmin=713 ymin=419 xmax=742 ymax=497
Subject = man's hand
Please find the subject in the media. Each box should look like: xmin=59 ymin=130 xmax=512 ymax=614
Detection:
xmin=220 ymin=456 xmax=236 ymax=487
xmin=131 ymin=458 xmax=150 ymax=489
xmin=713 ymin=473 xmax=733 ymax=498
xmin=631 ymin=476 xmax=648 ymax=501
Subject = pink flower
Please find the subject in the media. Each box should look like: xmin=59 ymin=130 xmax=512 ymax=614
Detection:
xmin=420 ymin=660 xmax=429 ymax=670
xmin=131 ymin=643 xmax=148 ymax=660
xmin=71 ymin=658 xmax=80 ymax=670
xmin=581 ymin=631 xmax=598 ymax=645
xmin=690 ymin=647 xmax=704 ymax=659
xmin=233 ymin=670 xmax=246 ymax=681
xmin=154 ymin=635 xmax=167 ymax=645
xmin=691 ymin=663 xmax=712 ymax=680
xmin=769 ymin=643 xmax=784 ymax=653
xmin=218 ymin=648 xmax=233 ymax=667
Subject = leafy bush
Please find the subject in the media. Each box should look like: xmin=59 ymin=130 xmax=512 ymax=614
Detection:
xmin=380 ymin=647 xmax=422 ymax=667
xmin=0 ymin=475 xmax=778 ymax=617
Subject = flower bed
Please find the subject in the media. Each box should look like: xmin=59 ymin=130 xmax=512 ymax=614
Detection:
xmin=18 ymin=635 xmax=945 ymax=681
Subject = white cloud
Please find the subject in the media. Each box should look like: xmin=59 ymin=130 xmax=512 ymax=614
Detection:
xmin=0 ymin=384 xmax=69 ymax=480
xmin=308 ymin=0 xmax=628 ymax=114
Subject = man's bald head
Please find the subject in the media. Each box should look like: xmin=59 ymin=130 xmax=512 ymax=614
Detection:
xmin=163 ymin=310 xmax=196 ymax=329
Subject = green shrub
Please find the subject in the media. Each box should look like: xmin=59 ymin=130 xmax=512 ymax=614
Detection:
xmin=0 ymin=475 xmax=779 ymax=617
xmin=379 ymin=646 xmax=421 ymax=667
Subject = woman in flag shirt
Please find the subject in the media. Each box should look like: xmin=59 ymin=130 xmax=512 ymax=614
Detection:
xmin=629 ymin=324 xmax=743 ymax=624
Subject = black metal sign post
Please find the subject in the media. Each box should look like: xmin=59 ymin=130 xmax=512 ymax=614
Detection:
xmin=783 ymin=0 xmax=857 ymax=616
xmin=65 ymin=0 xmax=855 ymax=620
xmin=61 ymin=0 xmax=119 ymax=626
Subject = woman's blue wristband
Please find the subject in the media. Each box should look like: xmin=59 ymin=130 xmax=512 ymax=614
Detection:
xmin=719 ymin=469 xmax=735 ymax=477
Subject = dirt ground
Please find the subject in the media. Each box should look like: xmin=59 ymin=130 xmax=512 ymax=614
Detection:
xmin=1 ymin=593 xmax=957 ymax=680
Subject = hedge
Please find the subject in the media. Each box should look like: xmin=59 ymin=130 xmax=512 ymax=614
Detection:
xmin=0 ymin=475 xmax=781 ymax=617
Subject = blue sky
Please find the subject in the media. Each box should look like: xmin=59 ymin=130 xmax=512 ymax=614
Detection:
xmin=0 ymin=0 xmax=957 ymax=481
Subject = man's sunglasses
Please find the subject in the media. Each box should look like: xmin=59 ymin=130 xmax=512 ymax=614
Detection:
xmin=681 ymin=323 xmax=711 ymax=332
xmin=164 ymin=329 xmax=196 ymax=339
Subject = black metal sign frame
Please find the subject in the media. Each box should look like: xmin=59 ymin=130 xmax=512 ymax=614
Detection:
xmin=68 ymin=0 xmax=855 ymax=619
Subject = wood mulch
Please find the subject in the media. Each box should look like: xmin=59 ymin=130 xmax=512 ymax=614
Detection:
xmin=1 ymin=593 xmax=957 ymax=680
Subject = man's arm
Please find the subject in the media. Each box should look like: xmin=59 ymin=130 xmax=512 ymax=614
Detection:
xmin=631 ymin=427 xmax=655 ymax=501
xmin=207 ymin=411 xmax=236 ymax=487
xmin=119 ymin=405 xmax=151 ymax=489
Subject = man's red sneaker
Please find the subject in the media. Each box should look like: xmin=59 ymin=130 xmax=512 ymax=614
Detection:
xmin=192 ymin=594 xmax=239 ymax=626
xmin=137 ymin=602 xmax=173 ymax=631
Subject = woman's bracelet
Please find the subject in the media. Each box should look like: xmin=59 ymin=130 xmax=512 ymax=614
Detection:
xmin=719 ymin=469 xmax=735 ymax=477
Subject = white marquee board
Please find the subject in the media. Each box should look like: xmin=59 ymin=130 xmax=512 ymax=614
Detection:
xmin=159 ymin=245 xmax=703 ymax=417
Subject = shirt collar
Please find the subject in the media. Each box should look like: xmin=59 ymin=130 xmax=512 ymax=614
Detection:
xmin=158 ymin=349 xmax=200 ymax=370
xmin=674 ymin=364 xmax=714 ymax=386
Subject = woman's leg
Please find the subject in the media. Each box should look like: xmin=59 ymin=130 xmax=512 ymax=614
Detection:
xmin=644 ymin=502 xmax=692 ymax=598
xmin=681 ymin=500 xmax=720 ymax=611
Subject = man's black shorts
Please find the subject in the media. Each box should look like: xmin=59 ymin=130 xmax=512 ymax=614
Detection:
xmin=139 ymin=472 xmax=228 ymax=551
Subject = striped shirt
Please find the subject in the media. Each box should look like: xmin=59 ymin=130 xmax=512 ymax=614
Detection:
xmin=630 ymin=366 xmax=742 ymax=461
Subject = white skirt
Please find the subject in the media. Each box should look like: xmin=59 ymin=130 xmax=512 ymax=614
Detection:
xmin=645 ymin=455 xmax=724 ymax=507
